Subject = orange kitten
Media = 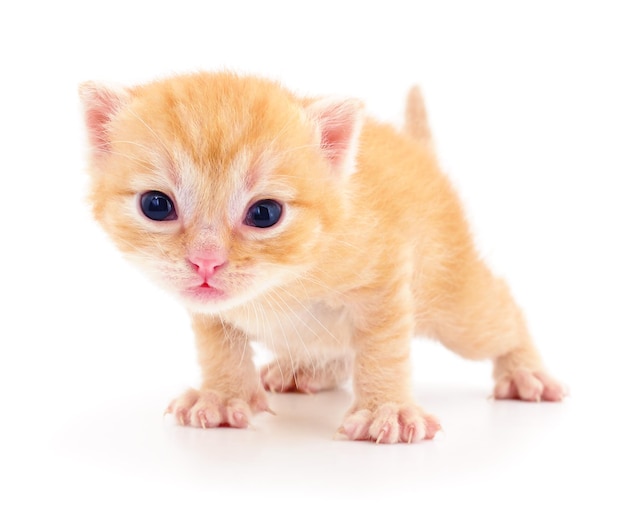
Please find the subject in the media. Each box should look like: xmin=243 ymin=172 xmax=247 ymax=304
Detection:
xmin=79 ymin=72 xmax=565 ymax=444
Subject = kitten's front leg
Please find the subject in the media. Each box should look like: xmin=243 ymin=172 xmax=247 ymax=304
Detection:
xmin=339 ymin=286 xmax=440 ymax=444
xmin=166 ymin=314 xmax=270 ymax=428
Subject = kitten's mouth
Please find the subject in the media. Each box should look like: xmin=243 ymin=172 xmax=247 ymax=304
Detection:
xmin=184 ymin=282 xmax=227 ymax=301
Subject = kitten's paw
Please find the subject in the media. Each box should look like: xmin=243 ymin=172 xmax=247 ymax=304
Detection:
xmin=165 ymin=388 xmax=270 ymax=428
xmin=261 ymin=357 xmax=351 ymax=394
xmin=494 ymin=369 xmax=567 ymax=402
xmin=337 ymin=403 xmax=441 ymax=444
xmin=260 ymin=362 xmax=299 ymax=393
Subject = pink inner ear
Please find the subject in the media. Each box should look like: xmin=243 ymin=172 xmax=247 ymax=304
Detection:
xmin=306 ymin=98 xmax=364 ymax=176
xmin=79 ymin=82 xmax=128 ymax=152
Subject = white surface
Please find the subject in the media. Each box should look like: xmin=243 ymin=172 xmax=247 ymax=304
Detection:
xmin=1 ymin=1 xmax=625 ymax=507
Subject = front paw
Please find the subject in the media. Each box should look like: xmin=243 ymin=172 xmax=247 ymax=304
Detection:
xmin=338 ymin=402 xmax=441 ymax=444
xmin=165 ymin=388 xmax=270 ymax=429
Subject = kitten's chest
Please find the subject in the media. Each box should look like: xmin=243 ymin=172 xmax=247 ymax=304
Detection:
xmin=225 ymin=298 xmax=353 ymax=358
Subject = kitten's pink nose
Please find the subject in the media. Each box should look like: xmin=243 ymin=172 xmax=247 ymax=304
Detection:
xmin=188 ymin=254 xmax=227 ymax=280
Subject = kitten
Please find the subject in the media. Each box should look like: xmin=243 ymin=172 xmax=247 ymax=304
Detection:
xmin=79 ymin=72 xmax=565 ymax=444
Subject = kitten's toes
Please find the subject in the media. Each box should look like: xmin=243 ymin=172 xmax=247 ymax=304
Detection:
xmin=338 ymin=403 xmax=441 ymax=444
xmin=494 ymin=369 xmax=567 ymax=402
xmin=260 ymin=362 xmax=297 ymax=393
xmin=261 ymin=357 xmax=351 ymax=394
xmin=165 ymin=388 xmax=269 ymax=428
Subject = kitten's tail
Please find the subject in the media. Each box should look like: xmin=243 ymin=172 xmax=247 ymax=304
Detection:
xmin=404 ymin=85 xmax=432 ymax=143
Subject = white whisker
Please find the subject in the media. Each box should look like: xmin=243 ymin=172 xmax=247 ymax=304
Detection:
xmin=281 ymin=267 xmax=350 ymax=300
xmin=267 ymin=289 xmax=316 ymax=380
xmin=254 ymin=297 xmax=286 ymax=389
xmin=91 ymin=147 xmax=156 ymax=174
xmin=277 ymin=286 xmax=342 ymax=346
xmin=236 ymin=309 xmax=249 ymax=370
xmin=264 ymin=292 xmax=297 ymax=386
xmin=126 ymin=107 xmax=173 ymax=158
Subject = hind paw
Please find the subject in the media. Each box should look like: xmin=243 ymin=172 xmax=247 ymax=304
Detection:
xmin=261 ymin=357 xmax=351 ymax=394
xmin=494 ymin=369 xmax=567 ymax=402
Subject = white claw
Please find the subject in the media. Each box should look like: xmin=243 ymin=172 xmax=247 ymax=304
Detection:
xmin=407 ymin=427 xmax=414 ymax=444
xmin=376 ymin=430 xmax=385 ymax=444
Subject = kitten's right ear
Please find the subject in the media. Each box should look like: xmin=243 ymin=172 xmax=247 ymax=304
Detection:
xmin=305 ymin=97 xmax=364 ymax=178
xmin=79 ymin=81 xmax=129 ymax=152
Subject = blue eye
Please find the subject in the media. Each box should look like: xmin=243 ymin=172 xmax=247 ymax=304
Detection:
xmin=244 ymin=199 xmax=282 ymax=228
xmin=140 ymin=191 xmax=176 ymax=221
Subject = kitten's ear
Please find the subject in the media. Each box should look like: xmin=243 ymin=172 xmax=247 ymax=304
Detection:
xmin=79 ymin=81 xmax=129 ymax=153
xmin=305 ymin=97 xmax=364 ymax=177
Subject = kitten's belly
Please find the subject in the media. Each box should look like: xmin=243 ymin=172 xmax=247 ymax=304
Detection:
xmin=226 ymin=301 xmax=353 ymax=361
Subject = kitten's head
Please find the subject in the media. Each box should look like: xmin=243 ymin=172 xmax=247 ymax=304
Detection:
xmin=79 ymin=73 xmax=363 ymax=313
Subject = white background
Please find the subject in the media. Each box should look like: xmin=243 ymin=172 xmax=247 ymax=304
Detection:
xmin=1 ymin=1 xmax=625 ymax=507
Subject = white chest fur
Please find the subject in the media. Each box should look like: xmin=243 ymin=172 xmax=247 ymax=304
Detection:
xmin=224 ymin=299 xmax=353 ymax=363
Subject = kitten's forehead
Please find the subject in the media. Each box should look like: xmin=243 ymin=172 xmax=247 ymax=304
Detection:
xmin=171 ymin=144 xmax=252 ymax=227
xmin=132 ymin=73 xmax=304 ymax=160
xmin=171 ymin=143 xmax=295 ymax=231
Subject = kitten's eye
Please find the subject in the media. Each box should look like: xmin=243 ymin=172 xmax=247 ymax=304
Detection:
xmin=140 ymin=191 xmax=177 ymax=221
xmin=244 ymin=199 xmax=283 ymax=228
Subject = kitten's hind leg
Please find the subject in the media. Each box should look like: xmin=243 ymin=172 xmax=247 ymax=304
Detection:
xmin=261 ymin=355 xmax=352 ymax=394
xmin=427 ymin=261 xmax=566 ymax=402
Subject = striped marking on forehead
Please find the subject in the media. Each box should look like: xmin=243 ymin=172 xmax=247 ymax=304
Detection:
xmin=171 ymin=145 xmax=255 ymax=228
xmin=171 ymin=145 xmax=298 ymax=230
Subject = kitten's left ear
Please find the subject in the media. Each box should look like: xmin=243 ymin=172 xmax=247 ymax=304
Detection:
xmin=79 ymin=81 xmax=130 ymax=153
xmin=305 ymin=97 xmax=364 ymax=178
